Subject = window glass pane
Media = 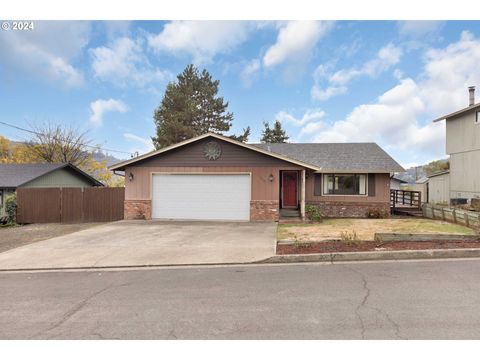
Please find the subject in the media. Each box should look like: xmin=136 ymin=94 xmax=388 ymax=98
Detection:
xmin=322 ymin=174 xmax=368 ymax=195
xmin=358 ymin=175 xmax=366 ymax=195
xmin=337 ymin=175 xmax=355 ymax=194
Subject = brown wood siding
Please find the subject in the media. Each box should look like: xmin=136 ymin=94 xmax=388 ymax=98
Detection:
xmin=305 ymin=172 xmax=390 ymax=203
xmin=125 ymin=166 xmax=302 ymax=201
xmin=133 ymin=138 xmax=298 ymax=167
xmin=16 ymin=187 xmax=124 ymax=223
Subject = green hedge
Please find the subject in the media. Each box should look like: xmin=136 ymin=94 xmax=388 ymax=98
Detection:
xmin=4 ymin=193 xmax=17 ymax=224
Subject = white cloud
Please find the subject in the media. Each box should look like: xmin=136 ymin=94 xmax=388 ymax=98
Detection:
xmin=89 ymin=99 xmax=128 ymax=127
xmin=0 ymin=21 xmax=89 ymax=87
xmin=240 ymin=59 xmax=261 ymax=87
xmin=148 ymin=21 xmax=253 ymax=63
xmin=123 ymin=133 xmax=154 ymax=155
xmin=311 ymin=85 xmax=347 ymax=101
xmin=299 ymin=122 xmax=324 ymax=137
xmin=309 ymin=78 xmax=445 ymax=160
xmin=311 ymin=43 xmax=402 ymax=101
xmin=398 ymin=21 xmax=445 ymax=39
xmin=90 ymin=37 xmax=171 ymax=88
xmin=263 ymin=21 xmax=334 ymax=68
xmin=276 ymin=109 xmax=326 ymax=126
xmin=419 ymin=31 xmax=480 ymax=114
xmin=306 ymin=31 xmax=480 ymax=161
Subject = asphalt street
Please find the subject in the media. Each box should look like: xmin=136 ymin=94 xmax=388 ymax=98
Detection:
xmin=1 ymin=259 xmax=480 ymax=339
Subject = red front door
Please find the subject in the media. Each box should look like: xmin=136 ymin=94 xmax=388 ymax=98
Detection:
xmin=282 ymin=171 xmax=298 ymax=208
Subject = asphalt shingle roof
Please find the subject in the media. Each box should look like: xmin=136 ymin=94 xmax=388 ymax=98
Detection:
xmin=0 ymin=163 xmax=103 ymax=188
xmin=253 ymin=143 xmax=405 ymax=172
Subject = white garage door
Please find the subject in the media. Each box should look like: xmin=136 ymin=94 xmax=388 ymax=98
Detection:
xmin=152 ymin=174 xmax=251 ymax=221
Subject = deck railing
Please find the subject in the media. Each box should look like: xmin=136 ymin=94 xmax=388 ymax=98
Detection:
xmin=390 ymin=189 xmax=422 ymax=210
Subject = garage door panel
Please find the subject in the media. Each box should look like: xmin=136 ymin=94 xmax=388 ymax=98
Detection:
xmin=152 ymin=174 xmax=251 ymax=220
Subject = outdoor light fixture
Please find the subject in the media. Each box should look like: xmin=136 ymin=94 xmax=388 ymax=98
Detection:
xmin=129 ymin=172 xmax=134 ymax=181
xmin=268 ymin=173 xmax=274 ymax=182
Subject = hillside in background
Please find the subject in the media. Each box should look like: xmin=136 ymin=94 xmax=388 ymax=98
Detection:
xmin=395 ymin=158 xmax=449 ymax=183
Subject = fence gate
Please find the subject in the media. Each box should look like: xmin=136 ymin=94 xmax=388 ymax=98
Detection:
xmin=16 ymin=187 xmax=125 ymax=223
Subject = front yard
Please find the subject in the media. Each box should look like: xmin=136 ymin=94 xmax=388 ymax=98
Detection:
xmin=277 ymin=218 xmax=480 ymax=255
xmin=278 ymin=218 xmax=476 ymax=242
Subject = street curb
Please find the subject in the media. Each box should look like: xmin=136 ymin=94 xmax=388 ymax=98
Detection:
xmin=1 ymin=248 xmax=480 ymax=273
xmin=260 ymin=248 xmax=480 ymax=264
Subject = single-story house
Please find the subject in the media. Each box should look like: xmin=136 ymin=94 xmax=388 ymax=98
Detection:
xmin=427 ymin=170 xmax=450 ymax=205
xmin=390 ymin=176 xmax=407 ymax=190
xmin=109 ymin=133 xmax=404 ymax=221
xmin=0 ymin=163 xmax=103 ymax=216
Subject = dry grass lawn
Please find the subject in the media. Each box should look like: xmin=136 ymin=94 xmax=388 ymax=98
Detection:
xmin=278 ymin=218 xmax=476 ymax=241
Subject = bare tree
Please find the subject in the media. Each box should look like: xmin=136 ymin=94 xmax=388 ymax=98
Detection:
xmin=25 ymin=123 xmax=91 ymax=166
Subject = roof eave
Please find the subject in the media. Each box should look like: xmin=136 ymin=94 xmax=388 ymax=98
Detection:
xmin=432 ymin=103 xmax=480 ymax=122
xmin=314 ymin=167 xmax=405 ymax=173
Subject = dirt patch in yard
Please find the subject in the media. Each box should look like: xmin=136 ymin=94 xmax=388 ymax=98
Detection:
xmin=278 ymin=218 xmax=476 ymax=242
xmin=277 ymin=240 xmax=480 ymax=255
xmin=0 ymin=223 xmax=105 ymax=253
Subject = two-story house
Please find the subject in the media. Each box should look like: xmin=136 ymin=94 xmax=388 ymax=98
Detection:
xmin=433 ymin=86 xmax=480 ymax=204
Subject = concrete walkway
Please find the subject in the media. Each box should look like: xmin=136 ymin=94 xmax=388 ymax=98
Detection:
xmin=0 ymin=221 xmax=277 ymax=270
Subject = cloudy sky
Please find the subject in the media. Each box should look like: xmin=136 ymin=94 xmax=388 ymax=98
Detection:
xmin=1 ymin=20 xmax=480 ymax=166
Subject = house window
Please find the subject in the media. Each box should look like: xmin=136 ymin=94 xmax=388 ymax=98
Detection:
xmin=475 ymin=111 xmax=480 ymax=124
xmin=323 ymin=174 xmax=367 ymax=195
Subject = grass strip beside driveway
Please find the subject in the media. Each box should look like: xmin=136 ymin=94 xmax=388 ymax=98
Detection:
xmin=278 ymin=218 xmax=476 ymax=242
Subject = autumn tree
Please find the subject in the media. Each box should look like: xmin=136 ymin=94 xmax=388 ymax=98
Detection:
xmin=25 ymin=123 xmax=91 ymax=165
xmin=1 ymin=125 xmax=123 ymax=187
xmin=152 ymin=64 xmax=249 ymax=148
xmin=260 ymin=120 xmax=289 ymax=143
xmin=423 ymin=159 xmax=450 ymax=176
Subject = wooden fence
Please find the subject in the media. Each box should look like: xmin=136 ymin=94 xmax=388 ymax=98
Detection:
xmin=16 ymin=187 xmax=125 ymax=224
xmin=390 ymin=189 xmax=422 ymax=209
xmin=423 ymin=203 xmax=480 ymax=230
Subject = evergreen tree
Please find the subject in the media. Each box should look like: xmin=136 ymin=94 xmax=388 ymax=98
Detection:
xmin=152 ymin=64 xmax=249 ymax=148
xmin=229 ymin=126 xmax=251 ymax=143
xmin=260 ymin=120 xmax=289 ymax=143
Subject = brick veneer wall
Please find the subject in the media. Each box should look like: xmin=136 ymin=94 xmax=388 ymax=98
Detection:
xmin=250 ymin=200 xmax=279 ymax=221
xmin=124 ymin=200 xmax=152 ymax=220
xmin=307 ymin=201 xmax=390 ymax=218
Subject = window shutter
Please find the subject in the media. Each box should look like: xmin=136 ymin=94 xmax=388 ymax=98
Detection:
xmin=368 ymin=174 xmax=376 ymax=197
xmin=314 ymin=174 xmax=322 ymax=196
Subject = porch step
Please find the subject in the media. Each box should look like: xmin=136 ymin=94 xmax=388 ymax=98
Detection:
xmin=280 ymin=209 xmax=301 ymax=217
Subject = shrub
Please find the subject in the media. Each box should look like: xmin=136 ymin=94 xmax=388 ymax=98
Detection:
xmin=305 ymin=204 xmax=323 ymax=222
xmin=366 ymin=208 xmax=388 ymax=219
xmin=4 ymin=193 xmax=17 ymax=224
xmin=293 ymin=234 xmax=311 ymax=249
xmin=340 ymin=230 xmax=360 ymax=245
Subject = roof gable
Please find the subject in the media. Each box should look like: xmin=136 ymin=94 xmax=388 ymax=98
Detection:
xmin=109 ymin=133 xmax=320 ymax=171
xmin=0 ymin=163 xmax=103 ymax=188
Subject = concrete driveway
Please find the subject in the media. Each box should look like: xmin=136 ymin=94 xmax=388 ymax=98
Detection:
xmin=0 ymin=221 xmax=277 ymax=270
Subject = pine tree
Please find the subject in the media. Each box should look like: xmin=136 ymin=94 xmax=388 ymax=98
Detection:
xmin=229 ymin=126 xmax=251 ymax=143
xmin=152 ymin=64 xmax=249 ymax=148
xmin=260 ymin=120 xmax=289 ymax=143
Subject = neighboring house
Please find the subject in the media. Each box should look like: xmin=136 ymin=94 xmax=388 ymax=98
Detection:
xmin=109 ymin=133 xmax=404 ymax=221
xmin=390 ymin=176 xmax=407 ymax=190
xmin=0 ymin=163 xmax=103 ymax=216
xmin=427 ymin=170 xmax=450 ymax=205
xmin=433 ymin=86 xmax=480 ymax=204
